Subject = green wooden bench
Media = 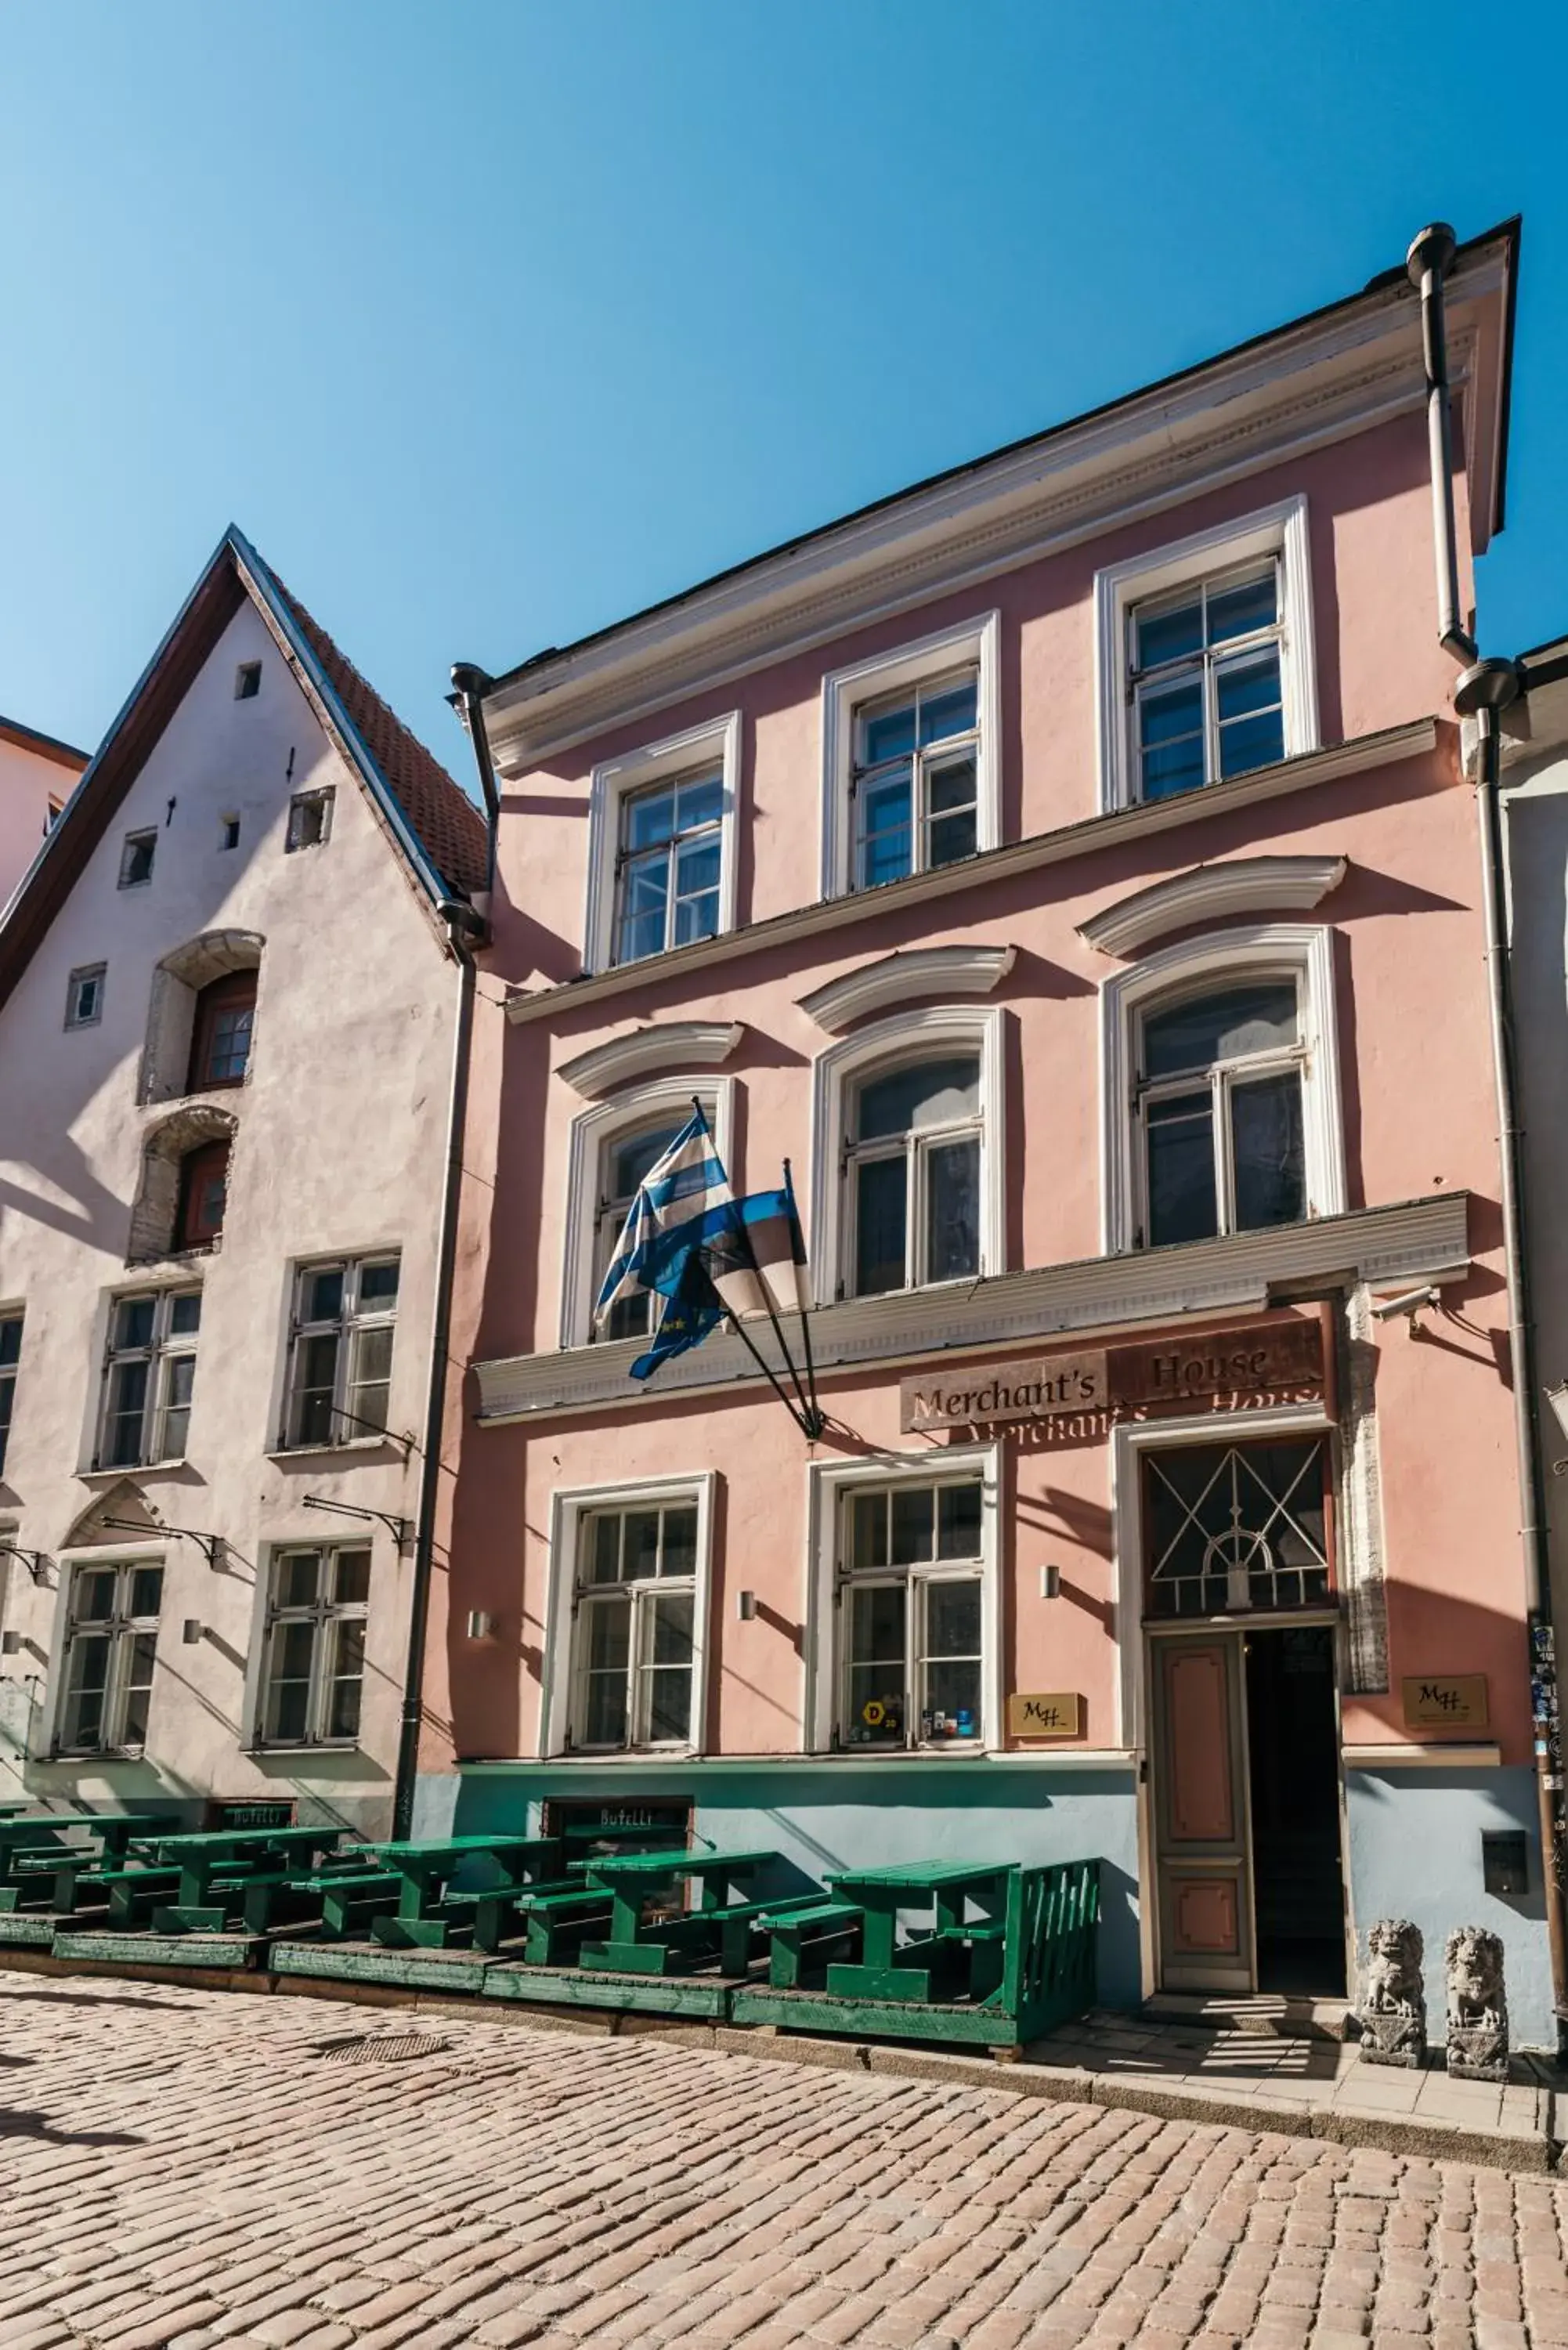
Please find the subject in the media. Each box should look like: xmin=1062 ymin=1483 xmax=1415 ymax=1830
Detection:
xmin=470 ymin=1875 xmax=598 ymax=1955
xmin=240 ymin=1868 xmax=404 ymax=1936
xmin=580 ymin=1886 xmax=831 ymax=1979
xmin=359 ymin=1835 xmax=561 ymax=1950
xmin=757 ymin=1898 xmax=865 ymax=1988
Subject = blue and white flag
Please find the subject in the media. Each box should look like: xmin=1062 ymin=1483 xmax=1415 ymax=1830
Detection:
xmin=594 ymin=1108 xmax=812 ymax=1382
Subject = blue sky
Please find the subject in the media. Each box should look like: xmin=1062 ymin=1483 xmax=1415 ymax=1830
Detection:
xmin=2 ymin=1 xmax=1566 ymax=772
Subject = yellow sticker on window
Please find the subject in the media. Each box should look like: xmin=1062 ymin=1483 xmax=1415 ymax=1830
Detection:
xmin=862 ymin=1699 xmax=887 ymax=1727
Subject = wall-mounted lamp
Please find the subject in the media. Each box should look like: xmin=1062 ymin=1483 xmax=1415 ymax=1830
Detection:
xmin=182 ymin=1620 xmax=203 ymax=1647
xmin=464 ymin=1611 xmax=497 ymax=1643
xmin=1039 ymin=1564 xmax=1062 ymax=1600
xmin=736 ymin=1590 xmax=757 ymax=1622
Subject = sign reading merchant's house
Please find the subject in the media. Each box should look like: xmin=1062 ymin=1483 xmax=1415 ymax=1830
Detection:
xmin=900 ymin=1318 xmax=1324 ymax=1434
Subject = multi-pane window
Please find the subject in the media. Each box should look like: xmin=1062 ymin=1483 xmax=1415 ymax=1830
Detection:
xmin=1129 ymin=562 xmax=1285 ymax=801
xmin=569 ymin=1499 xmax=699 ymax=1752
xmin=66 ymin=964 xmax=106 ymax=1029
xmin=176 ymin=1141 xmax=229 ymax=1250
xmin=98 ymin=1289 xmax=201 ymax=1469
xmin=188 ymin=971 xmax=256 ymax=1090
xmin=0 ymin=1314 xmax=21 ymax=1478
xmin=613 ymin=772 xmax=723 ymax=964
xmin=847 ymin=1055 xmax=981 ymax=1296
xmin=119 ymin=830 xmax=157 ymax=888
xmin=594 ymin=1119 xmax=685 ymax=1341
xmin=284 ymin=1256 xmax=399 ymax=1448
xmin=851 ymin=669 xmax=979 ymax=889
xmin=258 ymin=1545 xmax=371 ymax=1747
xmin=1143 ymin=1439 xmax=1331 ymax=1619
xmin=1136 ymin=982 xmax=1306 ymax=1248
xmin=58 ymin=1561 xmax=162 ymax=1755
xmin=837 ymin=1476 xmax=985 ymax=1749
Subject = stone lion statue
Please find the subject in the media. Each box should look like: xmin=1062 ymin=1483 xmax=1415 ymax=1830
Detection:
xmin=1447 ymin=1925 xmax=1505 ymax=2027
xmin=1358 ymin=1918 xmax=1425 ymax=2066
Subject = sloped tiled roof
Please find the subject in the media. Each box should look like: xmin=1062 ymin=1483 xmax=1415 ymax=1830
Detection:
xmin=269 ymin=577 xmax=489 ymax=897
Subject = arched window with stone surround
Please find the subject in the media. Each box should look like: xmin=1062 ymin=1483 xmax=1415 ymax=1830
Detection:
xmin=139 ymin=930 xmax=264 ymax=1106
xmin=128 ymin=1106 xmax=237 ymax=1263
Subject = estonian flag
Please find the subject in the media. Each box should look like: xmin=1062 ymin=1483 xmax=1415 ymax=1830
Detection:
xmin=594 ymin=1108 xmax=811 ymax=1382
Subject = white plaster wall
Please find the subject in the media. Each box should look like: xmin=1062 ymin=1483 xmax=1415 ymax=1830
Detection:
xmin=0 ymin=598 xmax=458 ymax=1833
xmin=0 ymin=738 xmax=72 ymax=915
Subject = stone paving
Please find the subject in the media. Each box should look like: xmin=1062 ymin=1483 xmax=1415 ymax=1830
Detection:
xmin=6 ymin=1974 xmax=1568 ymax=2349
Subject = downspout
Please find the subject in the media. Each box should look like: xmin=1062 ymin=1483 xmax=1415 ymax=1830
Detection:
xmin=1407 ymin=223 xmax=1567 ymax=2027
xmin=391 ymin=663 xmax=499 ymax=1841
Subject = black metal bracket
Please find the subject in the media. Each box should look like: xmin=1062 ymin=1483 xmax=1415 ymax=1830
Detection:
xmin=301 ymin=1495 xmax=412 ymax=1551
xmin=0 ymin=1542 xmax=53 ymax=1587
xmin=103 ymin=1514 xmax=226 ymax=1569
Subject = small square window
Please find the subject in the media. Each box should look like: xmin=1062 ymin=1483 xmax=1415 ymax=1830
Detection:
xmin=219 ymin=815 xmax=240 ymax=851
xmin=235 ymin=662 xmax=262 ymax=700
xmin=286 ymin=790 xmax=334 ymax=852
xmin=119 ymin=831 xmax=157 ymax=888
xmin=66 ymin=964 xmax=106 ymax=1029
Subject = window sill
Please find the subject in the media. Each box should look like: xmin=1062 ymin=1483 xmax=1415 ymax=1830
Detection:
xmin=76 ymin=1459 xmax=189 ymax=1484
xmin=266 ymin=1436 xmax=396 ymax=1462
xmin=246 ymin=1740 xmax=363 ymax=1758
xmin=51 ymin=1747 xmax=147 ymax=1763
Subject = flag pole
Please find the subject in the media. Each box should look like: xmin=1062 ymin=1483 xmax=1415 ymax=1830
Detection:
xmin=782 ymin=1159 xmax=826 ymax=1438
xmin=723 ymin=1307 xmax=812 ymax=1436
xmin=689 ymin=1096 xmax=817 ymax=1434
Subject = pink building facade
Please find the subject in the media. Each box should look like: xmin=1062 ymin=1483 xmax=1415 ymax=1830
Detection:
xmin=423 ymin=222 xmax=1554 ymax=2034
xmin=0 ymin=714 xmax=86 ymax=911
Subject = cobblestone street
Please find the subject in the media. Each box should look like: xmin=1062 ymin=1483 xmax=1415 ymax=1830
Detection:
xmin=5 ymin=1973 xmax=1568 ymax=2350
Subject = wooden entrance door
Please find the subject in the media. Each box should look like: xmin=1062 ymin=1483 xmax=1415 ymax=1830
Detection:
xmin=1150 ymin=1632 xmax=1253 ymax=1991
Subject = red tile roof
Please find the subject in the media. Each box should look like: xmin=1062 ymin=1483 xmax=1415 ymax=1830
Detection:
xmin=272 ymin=580 xmax=489 ymax=896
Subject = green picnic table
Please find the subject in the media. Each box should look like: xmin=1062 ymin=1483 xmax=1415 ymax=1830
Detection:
xmin=823 ymin=1859 xmax=1017 ymax=2004
xmin=359 ymin=1835 xmax=561 ymax=1949
xmin=139 ymin=1824 xmax=353 ymax=1932
xmin=577 ymin=1846 xmax=784 ymax=1976
xmin=0 ymin=1814 xmax=185 ymax=1914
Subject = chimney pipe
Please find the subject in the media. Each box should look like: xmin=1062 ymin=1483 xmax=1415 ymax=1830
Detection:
xmin=1406 ymin=222 xmax=1478 ymax=667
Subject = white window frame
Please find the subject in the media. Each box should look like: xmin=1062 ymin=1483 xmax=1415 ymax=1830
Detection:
xmin=1093 ymin=497 xmax=1319 ymax=814
xmin=53 ymin=1556 xmax=164 ymax=1759
xmin=540 ymin=1472 xmax=717 ymax=1759
xmin=560 ymin=1076 xmax=736 ymax=1349
xmin=583 ymin=712 xmax=741 ymax=977
xmin=280 ymin=1253 xmax=401 ymax=1451
xmin=1100 ymin=924 xmax=1345 ymax=1256
xmin=254 ymin=1542 xmax=373 ymax=1751
xmin=805 ymin=1445 xmax=1001 ymax=1755
xmin=0 ymin=1309 xmax=21 ymax=1480
xmin=809 ymin=1006 xmax=1006 ymax=1308
xmin=820 ymin=612 xmax=1001 ymax=901
xmin=95 ymin=1287 xmax=202 ymax=1470
xmin=66 ymin=964 xmax=106 ymax=1029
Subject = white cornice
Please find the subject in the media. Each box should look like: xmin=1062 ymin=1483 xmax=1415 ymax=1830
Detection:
xmin=472 ymin=1191 xmax=1470 ymax=1424
xmin=555 ymin=1020 xmax=745 ymax=1094
xmin=1078 ymin=855 xmax=1348 ymax=957
xmin=502 ymin=721 xmax=1438 ymax=1029
xmin=797 ymin=944 xmax=1015 ymax=1034
xmin=482 ymin=248 xmax=1506 ymax=772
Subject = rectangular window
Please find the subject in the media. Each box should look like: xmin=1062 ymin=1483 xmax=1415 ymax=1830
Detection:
xmin=286 ymin=789 xmax=334 ymax=851
xmin=851 ymin=668 xmax=979 ymax=890
xmin=0 ymin=1314 xmax=21 ymax=1478
xmin=97 ymin=1289 xmax=201 ymax=1469
xmin=66 ymin=964 xmax=106 ymax=1029
xmin=846 ymin=1056 xmax=981 ymax=1296
xmin=219 ymin=815 xmax=241 ymax=851
xmin=258 ymin=1545 xmax=371 ymax=1747
xmin=58 ymin=1560 xmax=163 ymax=1755
xmin=235 ymin=661 xmax=262 ymax=700
xmin=593 ymin=1115 xmax=690 ymax=1342
xmin=118 ymin=830 xmax=157 ymax=888
xmin=1130 ymin=561 xmax=1284 ymax=801
xmin=569 ymin=1499 xmax=699 ymax=1752
xmin=836 ymin=1475 xmax=985 ymax=1750
xmin=283 ymin=1255 xmax=399 ymax=1448
xmin=613 ymin=772 xmax=723 ymax=965
xmin=1136 ymin=982 xmax=1305 ymax=1246
xmin=189 ymin=971 xmax=256 ymax=1090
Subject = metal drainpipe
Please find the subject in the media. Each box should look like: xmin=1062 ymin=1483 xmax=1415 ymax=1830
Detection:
xmin=391 ymin=663 xmax=499 ymax=1841
xmin=1407 ymin=224 xmax=1479 ymax=666
xmin=1459 ymin=663 xmax=1568 ymax=2023
xmin=1407 ymin=223 xmax=1568 ymax=2031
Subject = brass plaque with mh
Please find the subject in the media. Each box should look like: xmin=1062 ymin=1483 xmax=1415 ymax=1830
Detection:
xmin=1007 ymin=1691 xmax=1083 ymax=1739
